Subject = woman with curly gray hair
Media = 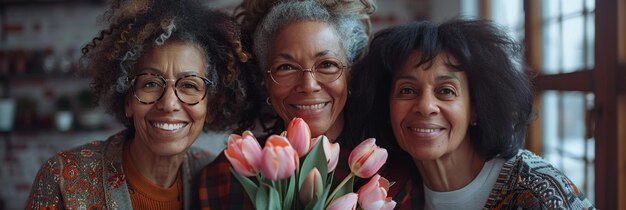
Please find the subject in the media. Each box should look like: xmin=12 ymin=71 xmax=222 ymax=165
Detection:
xmin=197 ymin=0 xmax=375 ymax=209
xmin=26 ymin=0 xmax=254 ymax=209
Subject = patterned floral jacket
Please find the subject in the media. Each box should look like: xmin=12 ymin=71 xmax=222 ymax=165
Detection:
xmin=26 ymin=130 xmax=214 ymax=210
xmin=393 ymin=149 xmax=595 ymax=210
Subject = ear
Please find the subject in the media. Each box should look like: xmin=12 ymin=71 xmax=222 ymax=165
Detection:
xmin=470 ymin=108 xmax=477 ymax=124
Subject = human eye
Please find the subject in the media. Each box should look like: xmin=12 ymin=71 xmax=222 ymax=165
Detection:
xmin=392 ymin=84 xmax=418 ymax=100
xmin=274 ymin=64 xmax=297 ymax=72
xmin=137 ymin=76 xmax=164 ymax=91
xmin=271 ymin=64 xmax=299 ymax=76
xmin=315 ymin=60 xmax=341 ymax=74
xmin=436 ymin=86 xmax=458 ymax=99
xmin=177 ymin=78 xmax=204 ymax=91
xmin=400 ymin=87 xmax=416 ymax=95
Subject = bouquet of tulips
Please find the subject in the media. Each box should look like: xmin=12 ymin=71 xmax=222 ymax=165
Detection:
xmin=224 ymin=118 xmax=396 ymax=210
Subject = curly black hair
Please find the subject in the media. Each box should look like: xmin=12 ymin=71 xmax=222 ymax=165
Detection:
xmin=81 ymin=0 xmax=263 ymax=132
xmin=346 ymin=19 xmax=534 ymax=160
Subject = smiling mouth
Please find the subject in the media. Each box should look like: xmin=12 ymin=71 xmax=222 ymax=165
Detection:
xmin=293 ymin=102 xmax=328 ymax=110
xmin=409 ymin=128 xmax=441 ymax=133
xmin=151 ymin=122 xmax=188 ymax=131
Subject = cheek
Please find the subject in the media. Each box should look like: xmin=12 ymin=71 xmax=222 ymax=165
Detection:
xmin=389 ymin=100 xmax=409 ymax=127
xmin=189 ymin=102 xmax=208 ymax=122
xmin=266 ymin=82 xmax=289 ymax=100
xmin=449 ymin=102 xmax=471 ymax=128
xmin=389 ymin=100 xmax=408 ymax=145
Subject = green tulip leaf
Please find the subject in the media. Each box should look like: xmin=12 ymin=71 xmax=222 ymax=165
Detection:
xmin=299 ymin=135 xmax=328 ymax=189
xmin=268 ymin=186 xmax=282 ymax=210
xmin=330 ymin=175 xmax=354 ymax=201
xmin=255 ymin=185 xmax=269 ymax=210
xmin=282 ymin=174 xmax=296 ymax=210
xmin=230 ymin=167 xmax=259 ymax=202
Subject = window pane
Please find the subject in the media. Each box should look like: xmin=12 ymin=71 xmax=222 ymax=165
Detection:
xmin=561 ymin=0 xmax=584 ymax=15
xmin=490 ymin=0 xmax=524 ymax=41
xmin=585 ymin=0 xmax=595 ymax=11
xmin=542 ymin=0 xmax=560 ymax=20
xmin=542 ymin=22 xmax=561 ymax=74
xmin=541 ymin=91 xmax=595 ymax=203
xmin=586 ymin=14 xmax=595 ymax=69
xmin=562 ymin=17 xmax=586 ymax=72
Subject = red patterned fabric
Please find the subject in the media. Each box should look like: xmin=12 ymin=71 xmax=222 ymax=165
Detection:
xmin=26 ymin=130 xmax=213 ymax=210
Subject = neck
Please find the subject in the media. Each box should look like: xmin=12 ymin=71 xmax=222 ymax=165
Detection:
xmin=413 ymin=139 xmax=485 ymax=192
xmin=128 ymin=140 xmax=185 ymax=188
xmin=325 ymin=113 xmax=344 ymax=143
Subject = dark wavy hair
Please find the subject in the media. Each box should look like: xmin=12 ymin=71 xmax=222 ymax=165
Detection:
xmin=81 ymin=0 xmax=263 ymax=132
xmin=346 ymin=19 xmax=534 ymax=160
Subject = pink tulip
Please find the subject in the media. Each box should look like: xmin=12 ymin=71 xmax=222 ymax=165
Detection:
xmin=348 ymin=138 xmax=388 ymax=178
xmin=357 ymin=174 xmax=396 ymax=210
xmin=261 ymin=135 xmax=299 ymax=180
xmin=224 ymin=131 xmax=262 ymax=177
xmin=286 ymin=118 xmax=313 ymax=157
xmin=320 ymin=136 xmax=340 ymax=173
xmin=327 ymin=193 xmax=358 ymax=210
xmin=299 ymin=168 xmax=323 ymax=205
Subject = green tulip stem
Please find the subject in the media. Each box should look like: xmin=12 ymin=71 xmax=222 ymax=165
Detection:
xmin=325 ymin=172 xmax=355 ymax=207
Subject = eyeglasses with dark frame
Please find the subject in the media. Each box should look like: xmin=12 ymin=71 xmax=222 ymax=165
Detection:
xmin=266 ymin=58 xmax=347 ymax=86
xmin=128 ymin=73 xmax=211 ymax=105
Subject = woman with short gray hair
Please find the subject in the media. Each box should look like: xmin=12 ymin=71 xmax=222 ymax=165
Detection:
xmin=197 ymin=0 xmax=375 ymax=209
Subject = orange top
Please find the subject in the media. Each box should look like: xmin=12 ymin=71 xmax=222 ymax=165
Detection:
xmin=123 ymin=144 xmax=182 ymax=210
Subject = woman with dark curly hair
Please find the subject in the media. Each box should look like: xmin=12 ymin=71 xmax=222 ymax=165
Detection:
xmin=196 ymin=0 xmax=375 ymax=209
xmin=25 ymin=0 xmax=255 ymax=209
xmin=347 ymin=19 xmax=594 ymax=209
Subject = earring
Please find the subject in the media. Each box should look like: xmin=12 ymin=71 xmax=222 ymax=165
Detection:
xmin=471 ymin=121 xmax=477 ymax=126
xmin=348 ymin=90 xmax=352 ymax=95
xmin=266 ymin=97 xmax=272 ymax=105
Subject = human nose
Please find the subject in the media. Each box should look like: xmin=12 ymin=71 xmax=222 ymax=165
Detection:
xmin=295 ymin=68 xmax=321 ymax=93
xmin=411 ymin=92 xmax=440 ymax=117
xmin=156 ymin=81 xmax=182 ymax=112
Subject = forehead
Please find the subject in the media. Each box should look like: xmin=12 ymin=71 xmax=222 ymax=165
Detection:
xmin=396 ymin=51 xmax=464 ymax=80
xmin=270 ymin=21 xmax=344 ymax=58
xmin=135 ymin=41 xmax=207 ymax=75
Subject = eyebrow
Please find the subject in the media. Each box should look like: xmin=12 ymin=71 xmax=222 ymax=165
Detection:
xmin=276 ymin=50 xmax=340 ymax=61
xmin=136 ymin=67 xmax=202 ymax=77
xmin=394 ymin=74 xmax=460 ymax=83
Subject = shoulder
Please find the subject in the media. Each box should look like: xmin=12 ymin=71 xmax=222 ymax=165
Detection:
xmin=485 ymin=150 xmax=594 ymax=209
xmin=199 ymin=152 xmax=232 ymax=179
xmin=186 ymin=147 xmax=217 ymax=173
xmin=49 ymin=131 xmax=126 ymax=168
xmin=27 ymin=132 xmax=125 ymax=209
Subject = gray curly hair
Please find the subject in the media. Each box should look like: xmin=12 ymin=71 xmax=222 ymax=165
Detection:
xmin=252 ymin=0 xmax=369 ymax=69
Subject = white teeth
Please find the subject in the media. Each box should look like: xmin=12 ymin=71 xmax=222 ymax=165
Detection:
xmin=152 ymin=122 xmax=187 ymax=131
xmin=411 ymin=128 xmax=438 ymax=133
xmin=295 ymin=103 xmax=326 ymax=110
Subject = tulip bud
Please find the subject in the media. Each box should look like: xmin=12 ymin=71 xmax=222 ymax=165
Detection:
xmin=320 ymin=136 xmax=340 ymax=173
xmin=261 ymin=135 xmax=299 ymax=180
xmin=286 ymin=118 xmax=313 ymax=157
xmin=357 ymin=174 xmax=396 ymax=210
xmin=224 ymin=132 xmax=262 ymax=177
xmin=299 ymin=168 xmax=323 ymax=205
xmin=327 ymin=193 xmax=358 ymax=210
xmin=348 ymin=138 xmax=388 ymax=178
